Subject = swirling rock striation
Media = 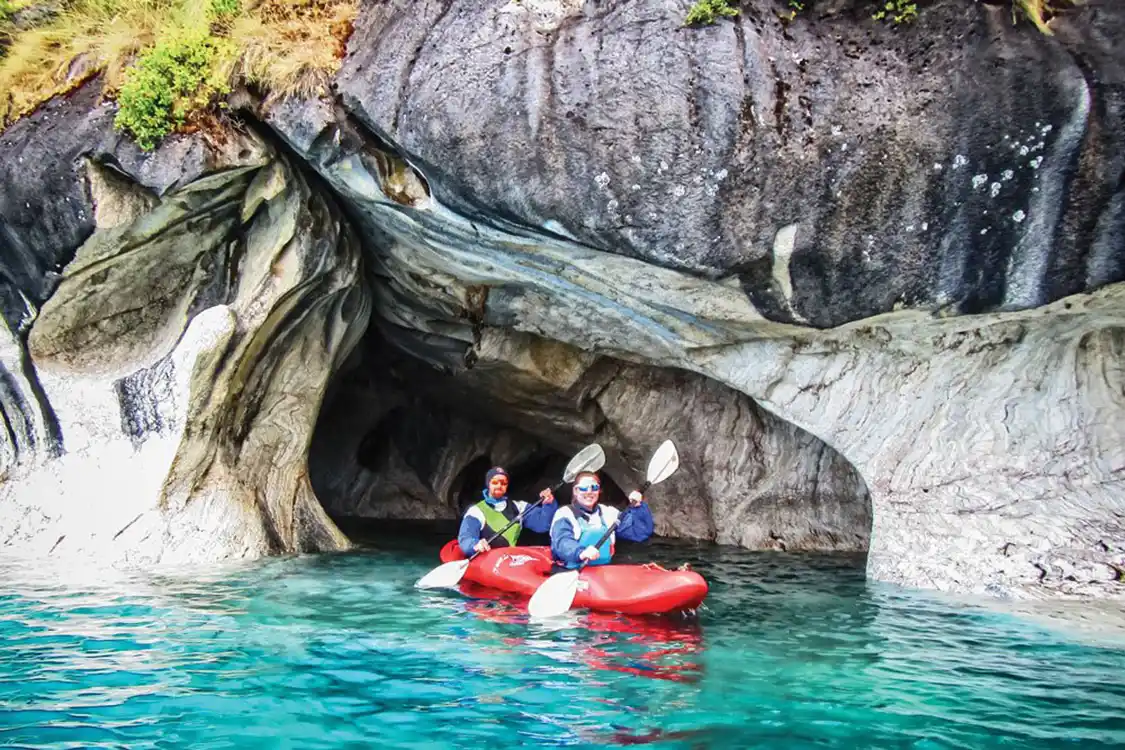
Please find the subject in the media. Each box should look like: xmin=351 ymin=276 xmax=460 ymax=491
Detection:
xmin=0 ymin=100 xmax=370 ymax=563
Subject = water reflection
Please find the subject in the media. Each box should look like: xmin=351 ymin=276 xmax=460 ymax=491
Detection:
xmin=452 ymin=587 xmax=705 ymax=684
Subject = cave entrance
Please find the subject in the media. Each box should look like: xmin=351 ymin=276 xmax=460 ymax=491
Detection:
xmin=310 ymin=323 xmax=870 ymax=558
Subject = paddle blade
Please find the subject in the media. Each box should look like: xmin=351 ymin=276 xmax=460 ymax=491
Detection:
xmin=415 ymin=559 xmax=470 ymax=589
xmin=646 ymin=439 xmax=680 ymax=485
xmin=528 ymin=570 xmax=581 ymax=618
xmin=562 ymin=443 xmax=606 ymax=483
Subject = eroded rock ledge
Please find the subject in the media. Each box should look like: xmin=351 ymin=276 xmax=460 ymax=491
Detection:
xmin=0 ymin=104 xmax=369 ymax=563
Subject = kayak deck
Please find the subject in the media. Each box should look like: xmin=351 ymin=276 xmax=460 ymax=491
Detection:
xmin=438 ymin=540 xmax=708 ymax=616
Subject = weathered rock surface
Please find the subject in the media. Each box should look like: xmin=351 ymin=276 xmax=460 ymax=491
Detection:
xmin=339 ymin=0 xmax=1124 ymax=324
xmin=705 ymin=288 xmax=1125 ymax=597
xmin=0 ymin=98 xmax=369 ymax=563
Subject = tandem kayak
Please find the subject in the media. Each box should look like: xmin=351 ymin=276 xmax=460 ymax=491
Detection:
xmin=437 ymin=540 xmax=708 ymax=616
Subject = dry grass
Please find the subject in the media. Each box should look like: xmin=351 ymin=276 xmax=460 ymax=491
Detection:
xmin=1 ymin=0 xmax=180 ymax=124
xmin=228 ymin=0 xmax=355 ymax=100
xmin=0 ymin=0 xmax=1078 ymax=136
xmin=0 ymin=0 xmax=356 ymax=128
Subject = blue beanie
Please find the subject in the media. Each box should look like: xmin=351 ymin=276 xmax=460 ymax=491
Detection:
xmin=483 ymin=467 xmax=509 ymax=505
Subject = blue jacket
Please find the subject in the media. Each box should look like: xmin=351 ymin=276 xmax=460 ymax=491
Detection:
xmin=549 ymin=502 xmax=654 ymax=566
xmin=457 ymin=496 xmax=558 ymax=556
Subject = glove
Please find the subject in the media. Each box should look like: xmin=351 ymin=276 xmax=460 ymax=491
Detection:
xmin=628 ymin=490 xmax=644 ymax=507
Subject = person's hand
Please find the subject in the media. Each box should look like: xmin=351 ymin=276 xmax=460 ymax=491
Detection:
xmin=474 ymin=539 xmax=491 ymax=554
xmin=579 ymin=546 xmax=600 ymax=562
xmin=628 ymin=490 xmax=644 ymax=507
xmin=539 ymin=488 xmax=555 ymax=504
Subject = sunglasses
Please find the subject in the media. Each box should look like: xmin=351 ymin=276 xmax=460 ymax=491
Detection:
xmin=574 ymin=482 xmax=600 ymax=492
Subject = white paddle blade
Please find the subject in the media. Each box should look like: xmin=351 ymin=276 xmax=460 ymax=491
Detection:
xmin=414 ymin=559 xmax=470 ymax=589
xmin=646 ymin=439 xmax=680 ymax=485
xmin=527 ymin=570 xmax=580 ymax=618
xmin=563 ymin=443 xmax=606 ymax=483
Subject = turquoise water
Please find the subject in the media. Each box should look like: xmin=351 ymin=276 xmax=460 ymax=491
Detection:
xmin=2 ymin=526 xmax=1124 ymax=749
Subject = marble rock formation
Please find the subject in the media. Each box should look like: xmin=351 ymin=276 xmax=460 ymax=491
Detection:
xmin=267 ymin=0 xmax=1125 ymax=598
xmin=0 ymin=0 xmax=1122 ymax=601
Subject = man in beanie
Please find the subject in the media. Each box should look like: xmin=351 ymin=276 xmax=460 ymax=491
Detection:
xmin=457 ymin=467 xmax=558 ymax=556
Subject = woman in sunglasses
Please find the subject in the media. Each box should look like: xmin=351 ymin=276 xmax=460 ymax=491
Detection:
xmin=544 ymin=470 xmax=654 ymax=570
xmin=457 ymin=467 xmax=558 ymax=556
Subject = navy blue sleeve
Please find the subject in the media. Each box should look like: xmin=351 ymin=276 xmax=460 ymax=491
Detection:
xmin=550 ymin=516 xmax=583 ymax=565
xmin=458 ymin=513 xmax=484 ymax=557
xmin=521 ymin=499 xmax=558 ymax=534
xmin=615 ymin=503 xmax=654 ymax=543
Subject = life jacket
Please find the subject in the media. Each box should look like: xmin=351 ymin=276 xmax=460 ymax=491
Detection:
xmin=562 ymin=505 xmax=613 ymax=569
xmin=475 ymin=499 xmax=521 ymax=547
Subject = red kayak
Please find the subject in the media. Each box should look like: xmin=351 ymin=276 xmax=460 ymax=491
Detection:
xmin=437 ymin=540 xmax=708 ymax=616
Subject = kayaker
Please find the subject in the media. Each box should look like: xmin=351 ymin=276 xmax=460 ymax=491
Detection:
xmin=457 ymin=467 xmax=558 ymax=556
xmin=544 ymin=470 xmax=654 ymax=569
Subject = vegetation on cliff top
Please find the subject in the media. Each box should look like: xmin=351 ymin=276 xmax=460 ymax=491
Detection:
xmin=0 ymin=0 xmax=1086 ymax=150
xmin=0 ymin=0 xmax=354 ymax=145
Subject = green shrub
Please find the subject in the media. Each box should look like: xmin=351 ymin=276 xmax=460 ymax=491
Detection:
xmin=208 ymin=0 xmax=239 ymax=27
xmin=208 ymin=0 xmax=240 ymax=18
xmin=113 ymin=27 xmax=230 ymax=150
xmin=872 ymin=0 xmax=918 ymax=23
xmin=684 ymin=0 xmax=739 ymax=26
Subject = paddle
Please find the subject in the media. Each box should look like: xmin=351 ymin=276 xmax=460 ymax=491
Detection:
xmin=414 ymin=442 xmax=606 ymax=589
xmin=527 ymin=439 xmax=680 ymax=619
